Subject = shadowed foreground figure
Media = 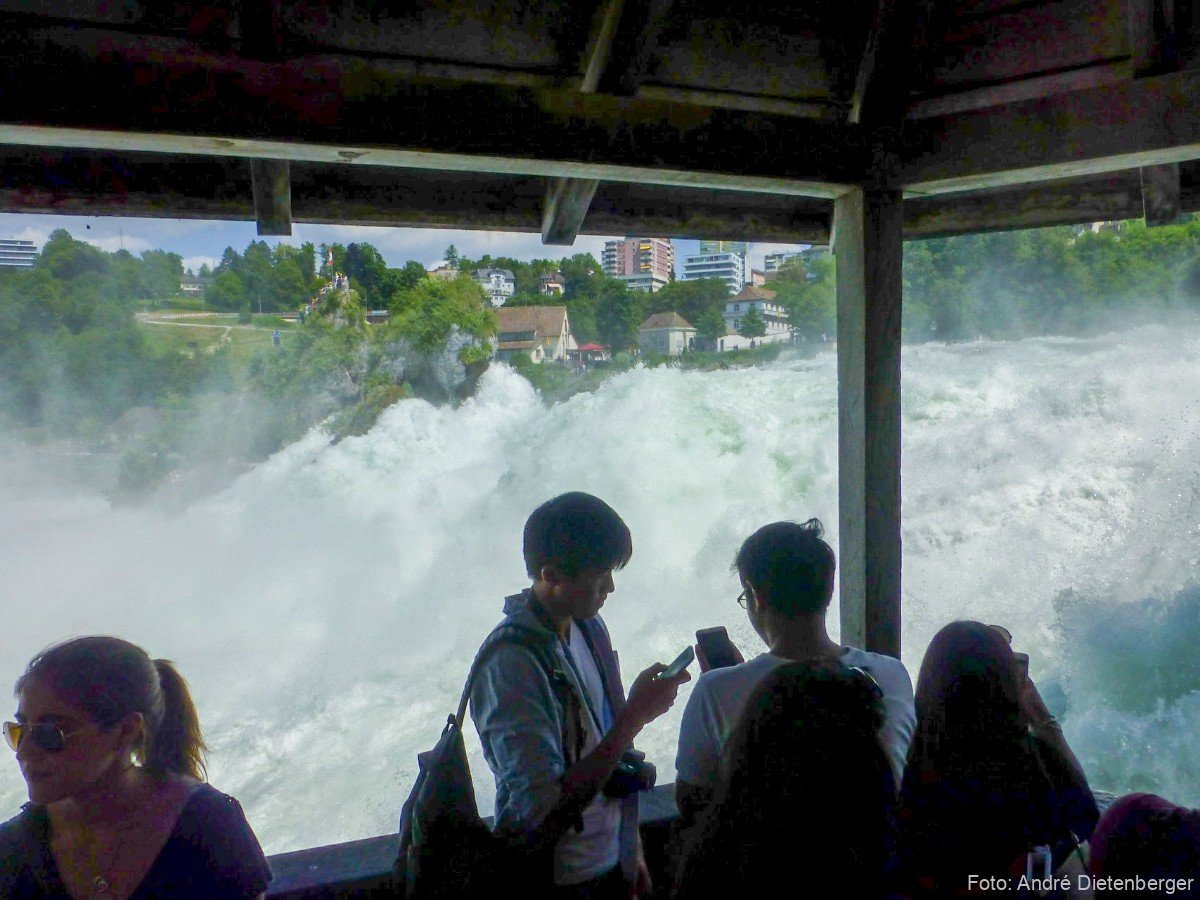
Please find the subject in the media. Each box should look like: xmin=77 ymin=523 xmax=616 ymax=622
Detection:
xmin=673 ymin=660 xmax=896 ymax=899
xmin=899 ymin=621 xmax=1098 ymax=897
xmin=1089 ymin=793 xmax=1200 ymax=898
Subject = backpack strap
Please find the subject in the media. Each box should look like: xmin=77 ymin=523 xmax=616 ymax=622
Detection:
xmin=455 ymin=623 xmax=586 ymax=767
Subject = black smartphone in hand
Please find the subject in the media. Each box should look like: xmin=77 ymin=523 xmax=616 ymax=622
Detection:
xmin=696 ymin=626 xmax=741 ymax=670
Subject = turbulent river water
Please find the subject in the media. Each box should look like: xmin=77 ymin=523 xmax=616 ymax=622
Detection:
xmin=3 ymin=322 xmax=1200 ymax=854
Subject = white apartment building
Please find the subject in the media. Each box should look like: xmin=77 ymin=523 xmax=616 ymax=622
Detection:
xmin=681 ymin=250 xmax=746 ymax=295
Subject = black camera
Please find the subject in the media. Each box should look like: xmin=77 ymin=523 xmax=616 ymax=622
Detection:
xmin=603 ymin=749 xmax=656 ymax=798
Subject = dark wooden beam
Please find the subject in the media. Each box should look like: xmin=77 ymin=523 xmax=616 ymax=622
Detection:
xmin=0 ymin=148 xmax=835 ymax=242
xmin=898 ymin=68 xmax=1200 ymax=194
xmin=835 ymin=187 xmax=904 ymax=658
xmin=0 ymin=22 xmax=863 ymax=198
xmin=849 ymin=0 xmax=937 ymax=126
xmin=250 ymin=158 xmax=292 ymax=235
xmin=594 ymin=0 xmax=675 ymax=97
xmin=238 ymin=0 xmax=285 ymax=61
xmin=1127 ymin=0 xmax=1186 ymax=225
xmin=542 ymin=177 xmax=600 ymax=244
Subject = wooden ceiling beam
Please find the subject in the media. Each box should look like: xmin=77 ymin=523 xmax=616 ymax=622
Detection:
xmin=0 ymin=22 xmax=862 ymax=199
xmin=250 ymin=158 xmax=292 ymax=235
xmin=898 ymin=67 xmax=1200 ymax=194
xmin=542 ymin=177 xmax=600 ymax=244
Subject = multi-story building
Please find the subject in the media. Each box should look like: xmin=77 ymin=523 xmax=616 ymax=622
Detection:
xmin=716 ymin=285 xmax=793 ymax=351
xmin=680 ymin=250 xmax=746 ymax=295
xmin=602 ymin=237 xmax=673 ymax=292
xmin=474 ymin=268 xmax=516 ymax=306
xmin=763 ymin=250 xmax=804 ymax=274
xmin=0 ymin=239 xmax=37 ymax=267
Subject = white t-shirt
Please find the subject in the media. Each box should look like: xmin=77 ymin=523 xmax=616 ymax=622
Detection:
xmin=554 ymin=621 xmax=621 ymax=885
xmin=675 ymin=648 xmax=915 ymax=792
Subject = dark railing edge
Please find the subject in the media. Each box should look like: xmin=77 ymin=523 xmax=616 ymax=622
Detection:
xmin=265 ymin=782 xmax=680 ymax=897
xmin=265 ymin=785 xmax=1123 ymax=898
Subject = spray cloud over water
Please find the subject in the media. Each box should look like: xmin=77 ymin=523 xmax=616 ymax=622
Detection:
xmin=2 ymin=322 xmax=1200 ymax=852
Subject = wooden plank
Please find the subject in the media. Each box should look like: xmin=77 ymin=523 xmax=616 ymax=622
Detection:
xmin=542 ymin=177 xmax=600 ymax=244
xmin=834 ymin=187 xmax=904 ymax=658
xmin=1141 ymin=161 xmax=1184 ymax=223
xmin=928 ymin=0 xmax=1127 ymax=89
xmin=594 ymin=0 xmax=675 ymax=96
xmin=0 ymin=22 xmax=864 ymax=198
xmin=250 ymin=158 xmax=292 ymax=235
xmin=898 ymin=67 xmax=1200 ymax=194
xmin=908 ymin=61 xmax=1133 ymax=118
xmin=903 ymin=171 xmax=1145 ymax=236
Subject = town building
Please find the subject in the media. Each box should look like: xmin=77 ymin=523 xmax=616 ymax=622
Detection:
xmin=638 ymin=311 xmax=696 ymax=356
xmin=494 ymin=306 xmax=576 ymax=363
xmin=180 ymin=276 xmax=214 ymax=295
xmin=718 ymin=285 xmax=792 ymax=350
xmin=474 ymin=268 xmax=516 ymax=306
xmin=680 ymin=250 xmax=746 ymax=295
xmin=763 ymin=250 xmax=804 ymax=274
xmin=427 ymin=264 xmax=458 ymax=280
xmin=539 ymin=272 xmax=565 ymax=295
xmin=602 ymin=237 xmax=674 ymax=292
xmin=749 ymin=269 xmax=766 ymax=286
xmin=0 ymin=239 xmax=37 ymax=267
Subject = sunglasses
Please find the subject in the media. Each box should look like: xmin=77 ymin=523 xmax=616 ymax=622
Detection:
xmin=3 ymin=720 xmax=92 ymax=753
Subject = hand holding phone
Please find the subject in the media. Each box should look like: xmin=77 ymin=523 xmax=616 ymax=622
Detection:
xmin=655 ymin=646 xmax=695 ymax=681
xmin=695 ymin=627 xmax=744 ymax=672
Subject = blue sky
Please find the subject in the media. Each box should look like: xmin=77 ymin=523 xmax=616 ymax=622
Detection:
xmin=0 ymin=213 xmax=805 ymax=277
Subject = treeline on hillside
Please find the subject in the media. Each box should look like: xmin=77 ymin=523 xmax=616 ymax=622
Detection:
xmin=203 ymin=240 xmax=428 ymax=314
xmin=0 ymin=230 xmax=208 ymax=437
xmin=903 ymin=219 xmax=1200 ymax=340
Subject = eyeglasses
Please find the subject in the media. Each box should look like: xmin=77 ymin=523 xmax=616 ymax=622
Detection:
xmin=846 ymin=665 xmax=884 ymax=700
xmin=736 ymin=589 xmax=748 ymax=609
xmin=3 ymin=720 xmax=92 ymax=753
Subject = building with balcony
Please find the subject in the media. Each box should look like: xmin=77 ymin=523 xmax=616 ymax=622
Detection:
xmin=680 ymin=250 xmax=746 ymax=295
xmin=764 ymin=251 xmax=804 ymax=274
xmin=474 ymin=268 xmax=516 ymax=306
xmin=719 ymin=285 xmax=792 ymax=350
xmin=602 ymin=237 xmax=673 ymax=291
xmin=494 ymin=306 xmax=576 ymax=363
xmin=0 ymin=239 xmax=37 ymax=267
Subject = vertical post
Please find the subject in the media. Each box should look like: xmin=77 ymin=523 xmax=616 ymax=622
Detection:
xmin=834 ymin=187 xmax=904 ymax=658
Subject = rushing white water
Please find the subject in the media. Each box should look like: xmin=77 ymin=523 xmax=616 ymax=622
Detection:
xmin=2 ymin=322 xmax=1200 ymax=853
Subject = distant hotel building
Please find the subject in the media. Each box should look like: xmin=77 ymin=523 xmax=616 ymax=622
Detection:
xmin=602 ymin=237 xmax=674 ymax=292
xmin=763 ymin=250 xmax=803 ymax=274
xmin=474 ymin=268 xmax=516 ymax=306
xmin=681 ymin=249 xmax=746 ymax=295
xmin=0 ymin=239 xmax=36 ymax=267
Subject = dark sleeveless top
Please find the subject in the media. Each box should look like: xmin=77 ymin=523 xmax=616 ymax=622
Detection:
xmin=0 ymin=783 xmax=272 ymax=899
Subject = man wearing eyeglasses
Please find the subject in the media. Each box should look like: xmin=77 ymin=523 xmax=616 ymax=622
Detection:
xmin=471 ymin=492 xmax=690 ymax=899
xmin=674 ymin=519 xmax=916 ymax=830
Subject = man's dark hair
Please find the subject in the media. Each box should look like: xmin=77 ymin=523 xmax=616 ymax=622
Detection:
xmin=523 ymin=492 xmax=633 ymax=579
xmin=732 ymin=519 xmax=836 ymax=616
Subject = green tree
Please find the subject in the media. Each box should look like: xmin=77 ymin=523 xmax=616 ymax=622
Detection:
xmin=594 ymin=280 xmax=642 ymax=352
xmin=389 ymin=276 xmax=495 ymax=356
xmin=395 ymin=260 xmax=428 ymax=292
xmin=444 ymin=244 xmax=460 ymax=270
xmin=737 ymin=306 xmax=767 ymax=338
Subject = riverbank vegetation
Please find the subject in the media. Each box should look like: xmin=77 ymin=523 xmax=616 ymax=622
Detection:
xmin=3 ymin=219 xmax=1200 ymax=499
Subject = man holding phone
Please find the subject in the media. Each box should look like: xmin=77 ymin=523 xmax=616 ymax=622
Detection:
xmin=471 ymin=492 xmax=690 ymax=898
xmin=674 ymin=519 xmax=916 ymax=828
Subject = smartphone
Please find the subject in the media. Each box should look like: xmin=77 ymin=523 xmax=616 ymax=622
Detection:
xmin=696 ymin=626 xmax=741 ymax=670
xmin=1013 ymin=652 xmax=1030 ymax=678
xmin=655 ymin=646 xmax=695 ymax=680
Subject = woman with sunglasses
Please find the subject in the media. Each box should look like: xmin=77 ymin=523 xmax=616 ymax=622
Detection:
xmin=0 ymin=636 xmax=270 ymax=898
xmin=897 ymin=621 xmax=1098 ymax=898
xmin=672 ymin=660 xmax=897 ymax=899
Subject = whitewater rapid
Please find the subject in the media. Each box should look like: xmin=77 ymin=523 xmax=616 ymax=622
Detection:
xmin=2 ymin=322 xmax=1199 ymax=852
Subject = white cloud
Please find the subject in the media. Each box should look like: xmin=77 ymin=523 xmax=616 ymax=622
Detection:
xmin=86 ymin=234 xmax=153 ymax=255
xmin=182 ymin=255 xmax=220 ymax=275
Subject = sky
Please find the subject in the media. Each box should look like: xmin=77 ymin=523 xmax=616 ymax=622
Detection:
xmin=0 ymin=213 xmax=806 ymax=278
